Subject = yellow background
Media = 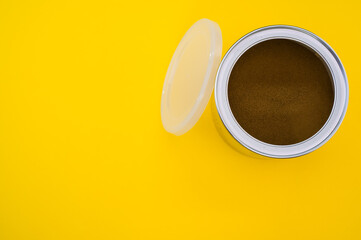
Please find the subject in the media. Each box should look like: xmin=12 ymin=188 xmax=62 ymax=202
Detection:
xmin=0 ymin=0 xmax=361 ymax=239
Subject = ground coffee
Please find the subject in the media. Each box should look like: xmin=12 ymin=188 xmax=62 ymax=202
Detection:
xmin=228 ymin=39 xmax=334 ymax=145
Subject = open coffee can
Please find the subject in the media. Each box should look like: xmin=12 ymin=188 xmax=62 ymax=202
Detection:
xmin=161 ymin=19 xmax=348 ymax=158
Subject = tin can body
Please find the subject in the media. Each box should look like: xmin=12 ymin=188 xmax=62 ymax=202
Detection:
xmin=214 ymin=25 xmax=348 ymax=158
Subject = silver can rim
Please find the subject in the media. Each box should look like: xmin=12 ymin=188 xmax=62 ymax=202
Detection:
xmin=214 ymin=25 xmax=349 ymax=159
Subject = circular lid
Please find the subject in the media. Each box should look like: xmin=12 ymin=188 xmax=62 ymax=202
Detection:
xmin=161 ymin=19 xmax=222 ymax=135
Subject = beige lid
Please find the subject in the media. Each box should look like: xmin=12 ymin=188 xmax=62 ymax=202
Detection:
xmin=161 ymin=19 xmax=222 ymax=135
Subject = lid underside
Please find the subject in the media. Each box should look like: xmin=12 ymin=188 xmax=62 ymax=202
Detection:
xmin=161 ymin=19 xmax=222 ymax=135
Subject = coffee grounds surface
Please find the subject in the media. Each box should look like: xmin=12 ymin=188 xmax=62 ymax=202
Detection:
xmin=228 ymin=39 xmax=334 ymax=145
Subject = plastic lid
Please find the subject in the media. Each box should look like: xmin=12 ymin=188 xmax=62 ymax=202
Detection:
xmin=161 ymin=19 xmax=222 ymax=135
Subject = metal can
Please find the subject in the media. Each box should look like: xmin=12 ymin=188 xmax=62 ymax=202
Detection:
xmin=214 ymin=25 xmax=348 ymax=158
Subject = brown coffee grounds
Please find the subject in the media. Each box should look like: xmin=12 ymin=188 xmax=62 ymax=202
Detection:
xmin=228 ymin=39 xmax=334 ymax=145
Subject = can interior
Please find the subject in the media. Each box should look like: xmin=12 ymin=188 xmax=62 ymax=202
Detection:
xmin=227 ymin=39 xmax=335 ymax=145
